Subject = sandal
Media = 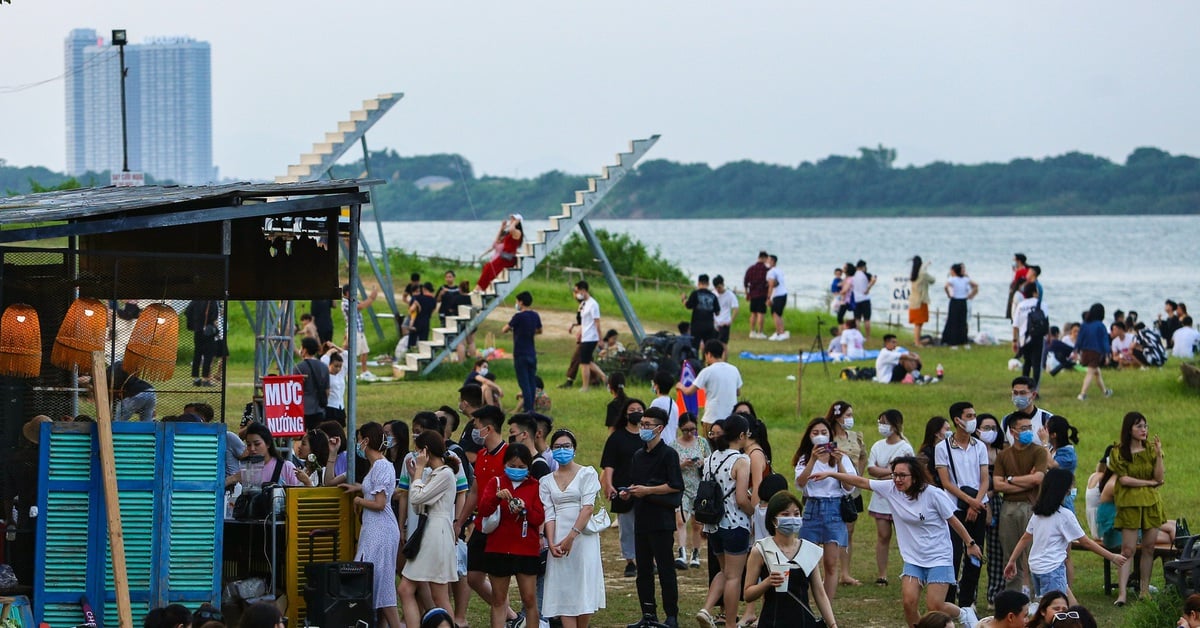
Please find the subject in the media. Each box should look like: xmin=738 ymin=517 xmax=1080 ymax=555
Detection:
xmin=875 ymin=577 xmax=889 ymax=586
xmin=840 ymin=578 xmax=862 ymax=586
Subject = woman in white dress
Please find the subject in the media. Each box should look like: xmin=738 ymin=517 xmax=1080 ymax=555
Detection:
xmin=399 ymin=431 xmax=460 ymax=628
xmin=540 ymin=429 xmax=605 ymax=627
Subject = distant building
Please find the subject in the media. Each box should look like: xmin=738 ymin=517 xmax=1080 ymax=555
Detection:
xmin=64 ymin=28 xmax=214 ymax=185
xmin=414 ymin=175 xmax=454 ymax=191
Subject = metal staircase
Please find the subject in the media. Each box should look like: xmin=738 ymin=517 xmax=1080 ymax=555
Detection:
xmin=274 ymin=93 xmax=404 ymax=183
xmin=395 ymin=134 xmax=661 ymax=378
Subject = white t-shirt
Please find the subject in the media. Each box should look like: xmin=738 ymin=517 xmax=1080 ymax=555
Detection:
xmin=1111 ymin=333 xmax=1133 ymax=356
xmin=947 ymin=276 xmax=973 ymax=299
xmin=866 ymin=439 xmax=915 ymax=515
xmin=1172 ymin=326 xmax=1199 ymax=359
xmin=650 ymin=395 xmax=680 ymax=444
xmin=870 ymin=480 xmax=957 ymax=568
xmin=715 ymin=290 xmax=738 ymax=327
xmin=933 ymin=436 xmax=990 ymax=493
xmin=794 ymin=455 xmax=857 ymax=499
xmin=1026 ymin=507 xmax=1087 ymax=575
xmin=320 ymin=353 xmax=346 ymax=409
xmin=693 ymin=361 xmax=743 ymax=424
xmin=579 ymin=297 xmax=600 ymax=342
xmin=874 ymin=346 xmax=903 ymax=383
xmin=851 ymin=272 xmax=871 ymax=303
xmin=840 ymin=328 xmax=865 ymax=359
xmin=766 ymin=267 xmax=787 ymax=297
xmin=1013 ymin=297 xmax=1039 ymax=344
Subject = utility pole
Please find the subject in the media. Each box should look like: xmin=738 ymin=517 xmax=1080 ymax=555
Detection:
xmin=112 ymin=29 xmax=129 ymax=172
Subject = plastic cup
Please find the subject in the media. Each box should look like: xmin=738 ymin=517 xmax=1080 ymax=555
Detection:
xmin=771 ymin=565 xmax=790 ymax=592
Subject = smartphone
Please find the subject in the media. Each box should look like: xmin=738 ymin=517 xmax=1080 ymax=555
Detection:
xmin=615 ymin=486 xmax=630 ymax=493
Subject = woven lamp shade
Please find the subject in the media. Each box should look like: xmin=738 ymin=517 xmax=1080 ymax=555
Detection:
xmin=0 ymin=304 xmax=43 ymax=378
xmin=52 ymin=297 xmax=110 ymax=371
xmin=122 ymin=302 xmax=179 ymax=381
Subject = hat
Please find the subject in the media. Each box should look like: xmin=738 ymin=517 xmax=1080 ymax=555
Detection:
xmin=511 ymin=213 xmax=523 ymax=223
xmin=22 ymin=415 xmax=52 ymax=444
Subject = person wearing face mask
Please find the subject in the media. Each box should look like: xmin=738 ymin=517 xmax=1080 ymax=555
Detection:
xmin=339 ymin=422 xmax=403 ymax=628
xmin=812 ymin=456 xmax=982 ymax=627
xmin=539 ymin=429 xmax=606 ymax=626
xmin=826 ymin=401 xmax=866 ymax=587
xmin=866 ymin=409 xmax=914 ymax=586
xmin=973 ymin=413 xmax=1009 ymax=609
xmin=695 ymin=415 xmax=753 ymax=628
xmin=508 ymin=413 xmax=552 ymax=480
xmin=502 ymin=291 xmax=542 ymax=413
xmin=573 ymin=281 xmax=608 ymax=393
xmin=1002 ymin=376 xmax=1053 ymax=446
xmin=463 ymin=406 xmax=523 ymax=627
xmin=479 ymin=443 xmax=546 ymax=628
xmin=743 ymin=491 xmax=837 ymax=628
xmin=465 ymin=358 xmax=504 ymax=407
xmin=602 ymin=399 xmax=650 ymax=577
xmin=792 ymin=418 xmax=858 ymax=602
xmin=398 ymin=431 xmax=463 ymax=628
xmin=397 ymin=413 xmax=469 ymax=563
xmin=933 ymin=401 xmax=991 ymax=610
xmin=992 ymin=415 xmax=1049 ymax=594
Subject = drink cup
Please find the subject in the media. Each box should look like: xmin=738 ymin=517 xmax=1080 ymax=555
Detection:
xmin=771 ymin=565 xmax=790 ymax=592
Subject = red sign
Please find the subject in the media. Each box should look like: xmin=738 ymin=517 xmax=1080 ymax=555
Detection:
xmin=262 ymin=374 xmax=305 ymax=437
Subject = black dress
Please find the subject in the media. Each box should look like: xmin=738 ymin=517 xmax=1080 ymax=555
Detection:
xmin=755 ymin=541 xmax=824 ymax=628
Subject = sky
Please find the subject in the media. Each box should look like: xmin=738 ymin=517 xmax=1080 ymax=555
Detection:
xmin=2 ymin=1 xmax=1199 ymax=182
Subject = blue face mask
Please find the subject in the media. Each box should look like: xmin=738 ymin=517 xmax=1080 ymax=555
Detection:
xmin=1017 ymin=431 xmax=1034 ymax=446
xmin=471 ymin=428 xmax=486 ymax=445
xmin=355 ymin=442 xmax=367 ymax=459
xmin=1013 ymin=395 xmax=1032 ymax=410
xmin=505 ymin=467 xmax=529 ymax=482
xmin=639 ymin=427 xmax=658 ymax=442
xmin=382 ymin=436 xmax=395 ymax=450
xmin=776 ymin=516 xmax=803 ymax=536
xmin=551 ymin=448 xmax=575 ymax=465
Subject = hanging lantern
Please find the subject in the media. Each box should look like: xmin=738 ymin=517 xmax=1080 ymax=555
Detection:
xmin=122 ymin=302 xmax=178 ymax=381
xmin=52 ymin=297 xmax=110 ymax=371
xmin=0 ymin=304 xmax=43 ymax=378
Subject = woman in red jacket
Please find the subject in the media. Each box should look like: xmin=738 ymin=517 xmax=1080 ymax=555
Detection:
xmin=480 ymin=442 xmax=545 ymax=628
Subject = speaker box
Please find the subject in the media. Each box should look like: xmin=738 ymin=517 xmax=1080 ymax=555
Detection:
xmin=304 ymin=561 xmax=373 ymax=628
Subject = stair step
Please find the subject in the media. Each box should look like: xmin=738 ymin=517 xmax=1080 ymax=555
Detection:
xmin=362 ymin=99 xmax=381 ymax=111
xmin=311 ymin=142 xmax=335 ymax=154
xmin=456 ymin=305 xmax=473 ymax=319
xmin=406 ymin=353 xmax=422 ymax=370
xmin=325 ymin=131 xmax=346 ymax=144
xmin=349 ymin=110 xmax=368 ymax=122
xmin=287 ymin=164 xmax=312 ymax=177
xmin=338 ymin=120 xmax=357 ymax=133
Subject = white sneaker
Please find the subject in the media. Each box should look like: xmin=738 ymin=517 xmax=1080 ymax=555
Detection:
xmin=777 ymin=331 xmax=790 ymax=340
xmin=958 ymin=606 xmax=978 ymax=628
xmin=767 ymin=333 xmax=779 ymax=341
xmin=359 ymin=370 xmax=379 ymax=382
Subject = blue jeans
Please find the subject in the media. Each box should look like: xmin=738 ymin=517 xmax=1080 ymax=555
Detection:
xmin=116 ymin=391 xmax=156 ymax=421
xmin=514 ymin=353 xmax=538 ymax=413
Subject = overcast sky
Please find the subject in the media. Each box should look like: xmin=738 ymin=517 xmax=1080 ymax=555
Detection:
xmin=2 ymin=1 xmax=1198 ymax=181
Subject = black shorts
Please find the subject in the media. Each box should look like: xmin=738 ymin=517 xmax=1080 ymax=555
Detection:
xmin=749 ymin=297 xmax=767 ymax=314
xmin=717 ymin=325 xmax=731 ymax=345
xmin=484 ymin=552 xmax=542 ymax=577
xmin=854 ymin=300 xmax=872 ymax=321
xmin=579 ymin=341 xmax=598 ymax=364
xmin=467 ymin=528 xmax=489 ymax=572
xmin=770 ymin=296 xmax=787 ymax=317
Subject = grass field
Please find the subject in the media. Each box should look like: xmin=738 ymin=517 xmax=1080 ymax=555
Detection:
xmin=217 ymin=293 xmax=1199 ymax=628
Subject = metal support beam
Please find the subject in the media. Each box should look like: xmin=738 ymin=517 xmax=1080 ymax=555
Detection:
xmin=338 ymin=237 xmax=386 ymax=339
xmin=345 ymin=205 xmax=361 ymax=484
xmin=579 ymin=218 xmax=645 ymax=344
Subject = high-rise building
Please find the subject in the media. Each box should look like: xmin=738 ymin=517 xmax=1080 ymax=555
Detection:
xmin=64 ymin=29 xmax=214 ymax=185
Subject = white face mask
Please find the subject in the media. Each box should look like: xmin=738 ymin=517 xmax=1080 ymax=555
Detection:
xmin=878 ymin=424 xmax=892 ymax=437
xmin=811 ymin=434 xmax=830 ymax=447
xmin=843 ymin=417 xmax=855 ymax=430
xmin=979 ymin=430 xmax=998 ymax=444
xmin=479 ymin=367 xmax=489 ymax=377
xmin=962 ymin=419 xmax=977 ymax=434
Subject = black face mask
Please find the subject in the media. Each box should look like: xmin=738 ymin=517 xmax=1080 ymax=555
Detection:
xmin=508 ymin=435 xmax=518 ymax=444
xmin=626 ymin=411 xmax=644 ymax=426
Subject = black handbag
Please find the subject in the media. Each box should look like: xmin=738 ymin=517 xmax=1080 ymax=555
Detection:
xmin=839 ymin=494 xmax=858 ymax=522
xmin=402 ymin=513 xmax=428 ymax=559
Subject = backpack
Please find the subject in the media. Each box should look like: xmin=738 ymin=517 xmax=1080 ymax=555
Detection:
xmin=694 ymin=451 xmax=738 ymax=525
xmin=1026 ymin=297 xmax=1049 ymax=342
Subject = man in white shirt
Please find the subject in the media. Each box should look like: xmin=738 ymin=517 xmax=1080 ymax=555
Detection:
xmin=677 ymin=340 xmax=742 ymax=425
xmin=712 ymin=275 xmax=739 ymax=348
xmin=765 ymin=254 xmax=790 ymax=341
xmin=1171 ymin=316 xmax=1199 ymax=359
xmin=573 ymin=281 xmax=607 ymax=392
xmin=1011 ymin=282 xmax=1044 ymax=387
xmin=874 ymin=334 xmax=919 ymax=384
xmin=851 ymin=259 xmax=877 ymax=338
xmin=320 ymin=345 xmax=347 ymax=425
xmin=650 ymin=371 xmax=681 ymax=444
xmin=934 ymin=401 xmax=991 ymax=610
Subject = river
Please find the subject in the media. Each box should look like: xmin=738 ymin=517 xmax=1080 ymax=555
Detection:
xmin=375 ymin=216 xmax=1199 ymax=337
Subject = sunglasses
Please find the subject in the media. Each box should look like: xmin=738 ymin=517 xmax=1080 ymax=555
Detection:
xmin=1053 ymin=611 xmax=1081 ymax=621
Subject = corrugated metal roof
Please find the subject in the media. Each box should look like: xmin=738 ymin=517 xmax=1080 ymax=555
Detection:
xmin=0 ymin=179 xmax=380 ymax=225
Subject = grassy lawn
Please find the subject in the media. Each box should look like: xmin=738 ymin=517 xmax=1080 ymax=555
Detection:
xmin=216 ymin=294 xmax=1198 ymax=628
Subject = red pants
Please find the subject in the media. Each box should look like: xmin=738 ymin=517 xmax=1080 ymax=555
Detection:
xmin=477 ymin=257 xmax=515 ymax=291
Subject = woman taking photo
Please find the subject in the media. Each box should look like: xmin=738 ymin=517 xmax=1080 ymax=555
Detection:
xmin=540 ymin=429 xmax=605 ymax=627
xmin=793 ymin=418 xmax=857 ymax=601
xmin=743 ymin=491 xmax=837 ymax=628
xmin=941 ymin=263 xmax=978 ymax=347
xmin=696 ymin=415 xmax=753 ymax=628
xmin=398 ymin=431 xmax=461 ymax=628
xmin=480 ymin=443 xmax=545 ymax=628
xmin=811 ymin=456 xmax=981 ymax=627
xmin=243 ymin=423 xmax=302 ymax=487
xmin=476 ymin=214 xmax=524 ymax=292
xmin=295 ymin=428 xmax=331 ymax=487
xmin=909 ymin=256 xmax=935 ymax=344
xmin=671 ymin=412 xmax=710 ymax=569
xmin=1110 ymin=411 xmax=1165 ymax=606
xmin=827 ymin=401 xmax=866 ymax=587
xmin=866 ymin=409 xmax=914 ymax=586
xmin=339 ymin=422 xmax=402 ymax=628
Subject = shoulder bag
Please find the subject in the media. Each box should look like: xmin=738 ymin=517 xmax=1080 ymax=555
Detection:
xmin=481 ymin=477 xmax=503 ymax=534
xmin=580 ymin=469 xmax=610 ymax=534
xmin=945 ymin=437 xmax=979 ymax=512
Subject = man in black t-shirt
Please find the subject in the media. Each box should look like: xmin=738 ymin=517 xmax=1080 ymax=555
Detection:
xmin=683 ymin=274 xmax=720 ymax=352
xmin=602 ymin=410 xmax=646 ymax=577
xmin=620 ymin=406 xmax=683 ymax=628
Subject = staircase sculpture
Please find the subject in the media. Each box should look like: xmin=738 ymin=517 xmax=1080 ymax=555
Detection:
xmin=395 ymin=134 xmax=661 ymax=378
xmin=275 ymin=93 xmax=404 ymax=183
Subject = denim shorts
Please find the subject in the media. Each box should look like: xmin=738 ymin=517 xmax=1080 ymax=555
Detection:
xmin=901 ymin=562 xmax=957 ymax=586
xmin=709 ymin=526 xmax=751 ymax=556
xmin=1032 ymin=563 xmax=1069 ymax=598
xmin=799 ymin=497 xmax=848 ymax=547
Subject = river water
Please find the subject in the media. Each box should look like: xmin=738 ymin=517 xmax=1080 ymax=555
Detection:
xmin=376 ymin=216 xmax=1199 ymax=337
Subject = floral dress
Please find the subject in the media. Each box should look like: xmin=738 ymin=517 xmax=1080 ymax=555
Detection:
xmin=672 ymin=436 xmax=711 ymax=519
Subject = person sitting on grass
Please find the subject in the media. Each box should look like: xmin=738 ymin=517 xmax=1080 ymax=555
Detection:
xmin=874 ymin=334 xmax=924 ymax=384
xmin=464 ymin=358 xmax=503 ymax=406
